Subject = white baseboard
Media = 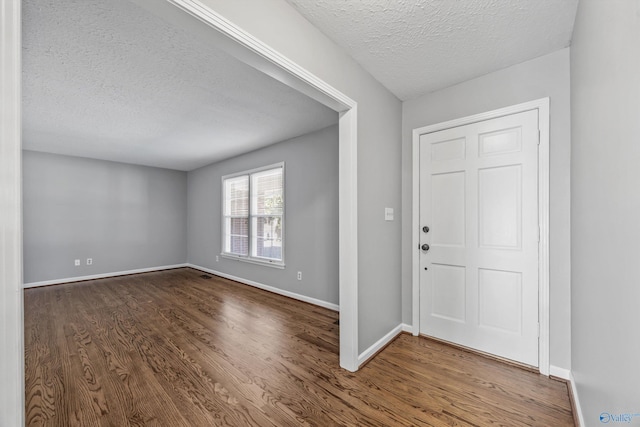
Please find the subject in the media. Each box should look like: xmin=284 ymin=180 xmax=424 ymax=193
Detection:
xmin=550 ymin=367 xmax=584 ymax=426
xmin=187 ymin=264 xmax=339 ymax=312
xmin=569 ymin=372 xmax=585 ymax=427
xmin=549 ymin=365 xmax=571 ymax=381
xmin=23 ymin=264 xmax=189 ymax=288
xmin=401 ymin=323 xmax=414 ymax=334
xmin=357 ymin=323 xmax=404 ymax=367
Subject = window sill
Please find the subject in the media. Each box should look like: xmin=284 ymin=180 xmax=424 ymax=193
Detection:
xmin=220 ymin=253 xmax=285 ymax=269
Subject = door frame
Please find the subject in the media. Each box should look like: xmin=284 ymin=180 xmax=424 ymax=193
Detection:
xmin=411 ymin=98 xmax=550 ymax=375
xmin=0 ymin=1 xmax=24 ymax=425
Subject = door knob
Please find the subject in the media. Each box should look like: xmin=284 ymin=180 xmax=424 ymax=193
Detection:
xmin=421 ymin=244 xmax=430 ymax=251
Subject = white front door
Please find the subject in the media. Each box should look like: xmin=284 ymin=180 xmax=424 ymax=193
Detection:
xmin=419 ymin=109 xmax=539 ymax=366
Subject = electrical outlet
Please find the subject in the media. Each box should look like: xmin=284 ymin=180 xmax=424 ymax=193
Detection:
xmin=297 ymin=271 xmax=302 ymax=281
xmin=86 ymin=258 xmax=93 ymax=266
xmin=216 ymin=255 xmax=219 ymax=262
xmin=74 ymin=259 xmax=80 ymax=266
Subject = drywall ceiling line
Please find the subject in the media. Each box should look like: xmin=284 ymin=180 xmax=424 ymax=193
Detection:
xmin=285 ymin=0 xmax=579 ymax=100
xmin=164 ymin=0 xmax=360 ymax=372
xmin=168 ymin=0 xmax=355 ymax=112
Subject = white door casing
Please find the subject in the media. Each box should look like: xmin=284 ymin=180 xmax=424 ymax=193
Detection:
xmin=412 ymin=99 xmax=550 ymax=373
xmin=1 ymin=0 xmax=24 ymax=426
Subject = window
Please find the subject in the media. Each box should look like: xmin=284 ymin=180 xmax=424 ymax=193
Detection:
xmin=222 ymin=163 xmax=284 ymax=267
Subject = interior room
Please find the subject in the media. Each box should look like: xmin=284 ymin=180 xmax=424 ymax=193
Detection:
xmin=1 ymin=0 xmax=638 ymax=426
xmin=20 ymin=0 xmax=341 ymax=307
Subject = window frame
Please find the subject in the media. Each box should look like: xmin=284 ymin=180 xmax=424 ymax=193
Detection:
xmin=221 ymin=162 xmax=285 ymax=268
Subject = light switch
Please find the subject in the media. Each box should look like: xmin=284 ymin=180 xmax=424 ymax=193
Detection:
xmin=385 ymin=207 xmax=394 ymax=221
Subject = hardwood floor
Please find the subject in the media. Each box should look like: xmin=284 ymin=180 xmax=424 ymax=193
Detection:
xmin=24 ymin=268 xmax=574 ymax=426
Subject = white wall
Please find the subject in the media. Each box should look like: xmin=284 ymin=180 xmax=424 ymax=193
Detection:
xmin=188 ymin=125 xmax=339 ymax=306
xmin=22 ymin=151 xmax=188 ymax=284
xmin=571 ymin=1 xmax=640 ymax=425
xmin=197 ymin=0 xmax=403 ymax=353
xmin=402 ymin=48 xmax=572 ymax=371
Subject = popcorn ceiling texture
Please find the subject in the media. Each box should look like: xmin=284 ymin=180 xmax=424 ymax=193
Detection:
xmin=22 ymin=0 xmax=337 ymax=171
xmin=286 ymin=0 xmax=578 ymax=100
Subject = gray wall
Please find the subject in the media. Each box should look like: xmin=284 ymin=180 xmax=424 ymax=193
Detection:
xmin=23 ymin=151 xmax=188 ymax=284
xmin=571 ymin=1 xmax=640 ymax=424
xmin=188 ymin=125 xmax=339 ymax=305
xmin=198 ymin=0 xmax=403 ymax=354
xmin=402 ymin=48 xmax=572 ymax=370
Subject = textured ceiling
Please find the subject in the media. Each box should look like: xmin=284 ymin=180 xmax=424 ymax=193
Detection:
xmin=22 ymin=0 xmax=338 ymax=171
xmin=285 ymin=0 xmax=579 ymax=100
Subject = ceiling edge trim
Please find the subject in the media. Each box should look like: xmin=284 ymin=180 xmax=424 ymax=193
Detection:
xmin=169 ymin=0 xmax=356 ymax=112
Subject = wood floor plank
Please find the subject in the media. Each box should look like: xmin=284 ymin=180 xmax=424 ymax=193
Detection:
xmin=73 ymin=302 xmax=192 ymax=426
xmin=24 ymin=268 xmax=574 ymax=426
